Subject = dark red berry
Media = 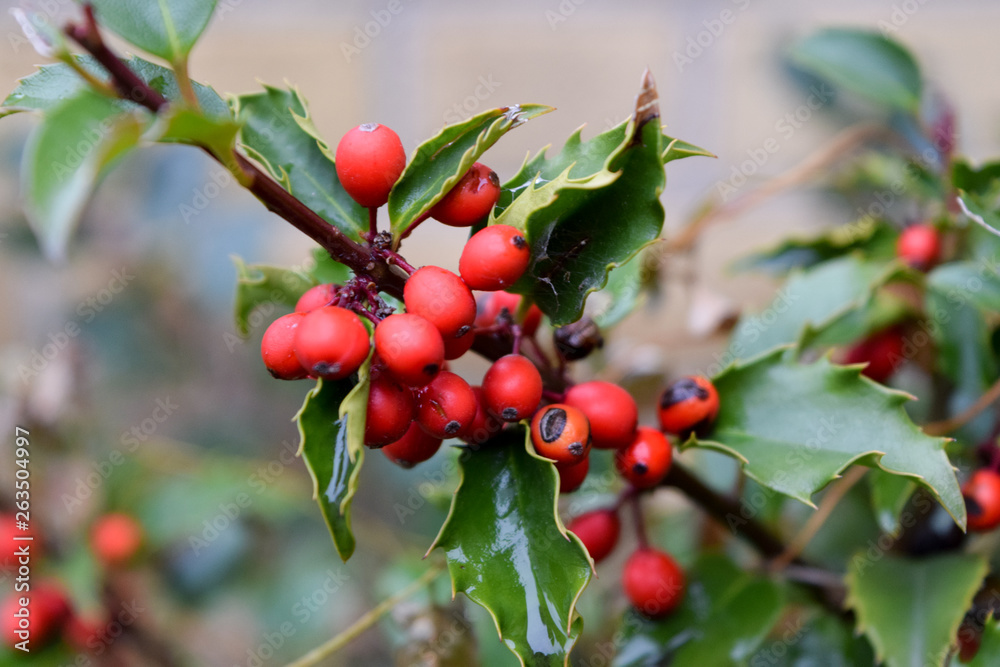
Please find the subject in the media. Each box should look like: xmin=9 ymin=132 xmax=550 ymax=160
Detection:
xmin=335 ymin=123 xmax=406 ymax=208
xmin=374 ymin=313 xmax=444 ymax=387
xmin=404 ymin=266 xmax=476 ymax=340
xmin=261 ymin=312 xmax=310 ymax=380
xmin=459 ymin=225 xmax=531 ymax=291
xmin=615 ymin=427 xmax=673 ymax=488
xmin=568 ymin=509 xmax=620 ymax=564
xmin=657 ymin=376 xmax=719 ymax=437
xmin=897 ymin=224 xmax=940 ymax=271
xmin=443 ymin=329 xmax=476 ymax=360
xmin=964 ymin=469 xmax=1000 ymax=532
xmin=90 ymin=513 xmax=143 ymax=567
xmin=364 ymin=374 xmax=416 ymax=447
xmin=558 ymin=456 xmax=590 ymax=493
xmin=429 ymin=162 xmax=501 ymax=227
xmin=461 ymin=386 xmax=504 ymax=446
xmin=475 ymin=291 xmax=543 ymax=336
xmin=482 ymin=354 xmax=543 ymax=422
xmin=382 ymin=422 xmax=443 ymax=468
xmin=623 ymin=548 xmax=685 ymax=618
xmin=530 ymin=404 xmax=591 ymax=465
xmin=294 ymin=306 xmax=371 ymax=380
xmin=565 ymin=381 xmax=638 ymax=450
xmin=416 ymin=371 xmax=477 ymax=439
xmin=2 ymin=582 xmax=72 ymax=649
xmin=844 ymin=328 xmax=905 ymax=383
xmin=295 ymin=283 xmax=338 ymax=313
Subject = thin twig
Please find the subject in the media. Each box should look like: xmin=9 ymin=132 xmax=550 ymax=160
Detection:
xmin=924 ymin=375 xmax=1000 ymax=436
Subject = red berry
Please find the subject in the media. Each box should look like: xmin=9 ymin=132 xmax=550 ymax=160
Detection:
xmin=530 ymin=404 xmax=591 ymax=465
xmin=461 ymin=387 xmax=504 ymax=446
xmin=295 ymin=283 xmax=338 ymax=313
xmin=404 ymin=266 xmax=476 ymax=340
xmin=261 ymin=313 xmax=310 ymax=380
xmin=558 ymin=456 xmax=590 ymax=494
xmin=657 ymin=376 xmax=719 ymax=437
xmin=294 ymin=306 xmax=371 ymax=380
xmin=475 ymin=291 xmax=543 ymax=336
xmin=416 ymin=371 xmax=477 ymax=439
xmin=964 ymin=469 xmax=1000 ymax=532
xmin=335 ymin=123 xmax=406 ymax=208
xmin=2 ymin=582 xmax=72 ymax=649
xmin=844 ymin=328 xmax=905 ymax=383
xmin=482 ymin=354 xmax=543 ymax=422
xmin=364 ymin=374 xmax=415 ymax=447
xmin=623 ymin=548 xmax=685 ymax=618
xmin=90 ymin=513 xmax=143 ymax=566
xmin=374 ymin=314 xmax=445 ymax=387
xmin=615 ymin=427 xmax=673 ymax=488
xmin=382 ymin=422 xmax=443 ymax=468
xmin=565 ymin=381 xmax=638 ymax=450
xmin=568 ymin=509 xmax=620 ymax=564
xmin=443 ymin=329 xmax=476 ymax=360
xmin=897 ymin=224 xmax=940 ymax=270
xmin=459 ymin=225 xmax=530 ymax=291
xmin=429 ymin=162 xmax=501 ymax=227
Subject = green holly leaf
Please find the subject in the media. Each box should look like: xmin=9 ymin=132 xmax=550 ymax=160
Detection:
xmin=691 ymin=349 xmax=966 ymax=528
xmin=388 ymin=104 xmax=553 ymax=243
xmin=952 ymin=159 xmax=1000 ymax=200
xmin=613 ymin=554 xmax=785 ymax=667
xmin=846 ymin=553 xmax=986 ymax=667
xmin=789 ymin=28 xmax=922 ymax=113
xmin=233 ymin=85 xmax=368 ymax=242
xmin=588 ymin=247 xmax=656 ymax=330
xmin=309 ymin=247 xmax=353 ymax=285
xmin=745 ymin=611 xmax=876 ymax=667
xmin=295 ymin=367 xmax=371 ymax=562
xmin=428 ymin=431 xmax=592 ymax=666
xmin=21 ymin=89 xmax=146 ymax=261
xmin=86 ymin=0 xmax=217 ymax=63
xmin=928 ymin=261 xmax=1000 ymax=314
xmin=868 ymin=468 xmax=916 ymax=534
xmin=965 ymin=617 xmax=1000 ymax=666
xmin=231 ymin=257 xmax=315 ymax=337
xmin=149 ymin=105 xmax=241 ymax=160
xmin=734 ymin=222 xmax=896 ymax=275
xmin=662 ymin=136 xmax=715 ymax=165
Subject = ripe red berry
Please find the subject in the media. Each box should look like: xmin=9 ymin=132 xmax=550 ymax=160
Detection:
xmin=416 ymin=371 xmax=478 ymax=439
xmin=565 ymin=381 xmax=638 ymax=450
xmin=615 ymin=427 xmax=673 ymax=488
xmin=404 ymin=266 xmax=476 ymax=340
xmin=461 ymin=386 xmax=504 ymax=446
xmin=382 ymin=422 xmax=443 ymax=468
xmin=844 ymin=328 xmax=905 ymax=383
xmin=963 ymin=469 xmax=1000 ymax=532
xmin=897 ymin=223 xmax=941 ymax=270
xmin=374 ymin=313 xmax=444 ymax=387
xmin=475 ymin=291 xmax=543 ymax=336
xmin=657 ymin=376 xmax=720 ymax=437
xmin=335 ymin=123 xmax=406 ymax=208
xmin=295 ymin=283 xmax=338 ymax=313
xmin=294 ymin=306 xmax=371 ymax=380
xmin=90 ymin=513 xmax=143 ymax=567
xmin=530 ymin=404 xmax=591 ymax=465
xmin=623 ymin=548 xmax=685 ymax=618
xmin=261 ymin=313 xmax=310 ymax=380
xmin=2 ymin=582 xmax=72 ymax=649
xmin=443 ymin=329 xmax=476 ymax=360
xmin=558 ymin=456 xmax=590 ymax=493
xmin=568 ymin=509 xmax=620 ymax=564
xmin=364 ymin=374 xmax=415 ymax=447
xmin=482 ymin=354 xmax=543 ymax=421
xmin=429 ymin=162 xmax=502 ymax=227
xmin=459 ymin=225 xmax=531 ymax=291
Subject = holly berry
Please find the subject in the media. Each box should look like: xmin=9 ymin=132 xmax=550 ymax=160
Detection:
xmin=558 ymin=456 xmax=590 ymax=493
xmin=530 ymin=404 xmax=591 ymax=465
xmin=429 ymin=162 xmax=501 ymax=227
xmin=374 ymin=313 xmax=444 ymax=387
xmin=568 ymin=509 xmax=620 ymax=564
xmin=90 ymin=513 xmax=144 ymax=566
xmin=2 ymin=582 xmax=72 ymax=649
xmin=335 ymin=123 xmax=406 ymax=208
xmin=459 ymin=225 xmax=531 ymax=291
xmin=623 ymin=548 xmax=685 ymax=618
xmin=382 ymin=422 xmax=443 ymax=468
xmin=844 ymin=328 xmax=905 ymax=383
xmin=963 ymin=469 xmax=1000 ymax=532
xmin=897 ymin=223 xmax=941 ymax=270
xmin=475 ymin=291 xmax=543 ymax=336
xmin=261 ymin=312 xmax=310 ymax=380
xmin=404 ymin=266 xmax=476 ymax=340
xmin=416 ymin=371 xmax=478 ymax=439
xmin=482 ymin=354 xmax=543 ymax=421
xmin=364 ymin=373 xmax=415 ymax=447
xmin=295 ymin=283 xmax=338 ymax=313
xmin=461 ymin=386 xmax=503 ymax=446
xmin=657 ymin=375 xmax=719 ymax=437
xmin=615 ymin=427 xmax=673 ymax=488
xmin=443 ymin=329 xmax=476 ymax=360
xmin=565 ymin=381 xmax=638 ymax=450
xmin=294 ymin=306 xmax=371 ymax=380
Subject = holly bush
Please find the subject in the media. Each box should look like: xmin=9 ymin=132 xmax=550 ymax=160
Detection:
xmin=4 ymin=4 xmax=1000 ymax=667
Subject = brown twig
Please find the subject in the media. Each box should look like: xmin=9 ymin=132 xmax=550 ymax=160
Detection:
xmin=924 ymin=375 xmax=1000 ymax=436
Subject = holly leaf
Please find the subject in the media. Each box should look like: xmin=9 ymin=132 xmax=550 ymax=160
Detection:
xmin=690 ymin=349 xmax=966 ymax=528
xmin=734 ymin=222 xmax=896 ymax=275
xmin=86 ymin=0 xmax=217 ymax=63
xmin=388 ymin=104 xmax=553 ymax=243
xmin=149 ymin=106 xmax=241 ymax=159
xmin=927 ymin=261 xmax=1000 ymax=314
xmin=231 ymin=256 xmax=315 ymax=337
xmin=613 ymin=554 xmax=785 ymax=667
xmin=846 ymin=553 xmax=986 ymax=667
xmin=587 ymin=246 xmax=656 ymax=329
xmin=745 ymin=611 xmax=876 ymax=667
xmin=233 ymin=85 xmax=368 ymax=241
xmin=21 ymin=89 xmax=146 ymax=261
xmin=789 ymin=28 xmax=922 ymax=113
xmin=428 ymin=431 xmax=592 ymax=667
xmin=309 ymin=247 xmax=353 ymax=285
xmin=952 ymin=159 xmax=1000 ymax=200
xmin=868 ymin=468 xmax=916 ymax=534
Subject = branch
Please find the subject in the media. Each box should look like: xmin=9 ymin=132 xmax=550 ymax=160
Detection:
xmin=924 ymin=373 xmax=1000 ymax=436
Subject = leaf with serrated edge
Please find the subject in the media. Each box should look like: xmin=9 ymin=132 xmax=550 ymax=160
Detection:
xmin=428 ymin=430 xmax=592 ymax=667
xmin=846 ymin=553 xmax=986 ymax=667
xmin=690 ymin=349 xmax=965 ymax=528
xmin=86 ymin=0 xmax=217 ymax=63
xmin=231 ymin=257 xmax=315 ymax=337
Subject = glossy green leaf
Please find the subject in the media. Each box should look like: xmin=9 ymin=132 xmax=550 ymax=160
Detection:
xmin=21 ymin=89 xmax=146 ymax=260
xmin=428 ymin=431 xmax=592 ymax=666
xmin=295 ymin=368 xmax=371 ymax=562
xmin=952 ymin=159 xmax=1000 ymax=201
xmin=233 ymin=85 xmax=368 ymax=241
xmin=965 ymin=617 xmax=1000 ymax=666
xmin=928 ymin=261 xmax=1000 ymax=314
xmin=692 ymin=349 xmax=965 ymax=527
xmin=613 ymin=554 xmax=784 ymax=667
xmin=588 ymin=245 xmax=656 ymax=329
xmin=86 ymin=0 xmax=217 ymax=62
xmin=662 ymin=135 xmax=715 ymax=165
xmin=231 ymin=257 xmax=315 ymax=337
xmin=868 ymin=468 xmax=916 ymax=534
xmin=309 ymin=247 xmax=353 ymax=285
xmin=789 ymin=28 xmax=922 ymax=112
xmin=746 ymin=610 xmax=876 ymax=667
xmin=846 ymin=553 xmax=986 ymax=667
xmin=150 ymin=105 xmax=241 ymax=159
xmin=734 ymin=223 xmax=896 ymax=275
xmin=388 ymin=104 xmax=553 ymax=242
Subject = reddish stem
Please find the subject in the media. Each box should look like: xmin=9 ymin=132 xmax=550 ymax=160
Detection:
xmin=630 ymin=491 xmax=649 ymax=549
